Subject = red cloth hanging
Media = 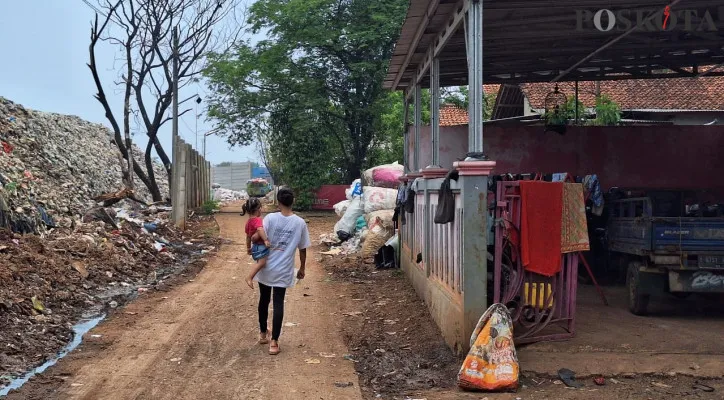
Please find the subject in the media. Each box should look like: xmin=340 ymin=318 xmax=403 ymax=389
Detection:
xmin=520 ymin=181 xmax=563 ymax=277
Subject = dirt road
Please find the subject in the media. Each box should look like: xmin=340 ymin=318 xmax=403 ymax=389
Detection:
xmin=9 ymin=212 xmax=724 ymax=400
xmin=8 ymin=212 xmax=362 ymax=400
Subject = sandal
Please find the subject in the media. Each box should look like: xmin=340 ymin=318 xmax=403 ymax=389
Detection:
xmin=258 ymin=332 xmax=269 ymax=345
xmin=269 ymin=341 xmax=280 ymax=355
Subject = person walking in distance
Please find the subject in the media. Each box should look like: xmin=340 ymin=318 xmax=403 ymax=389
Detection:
xmin=254 ymin=187 xmax=310 ymax=355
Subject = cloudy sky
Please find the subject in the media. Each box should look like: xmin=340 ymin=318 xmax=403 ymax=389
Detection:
xmin=0 ymin=1 xmax=260 ymax=165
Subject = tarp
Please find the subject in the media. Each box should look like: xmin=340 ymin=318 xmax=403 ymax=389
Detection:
xmin=313 ymin=185 xmax=347 ymax=211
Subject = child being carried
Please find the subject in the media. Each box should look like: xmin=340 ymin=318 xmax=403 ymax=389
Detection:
xmin=241 ymin=198 xmax=271 ymax=289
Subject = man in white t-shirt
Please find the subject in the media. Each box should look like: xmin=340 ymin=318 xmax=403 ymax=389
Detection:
xmin=255 ymin=187 xmax=311 ymax=355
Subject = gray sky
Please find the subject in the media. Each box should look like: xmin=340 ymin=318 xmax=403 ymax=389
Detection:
xmin=0 ymin=1 xmax=259 ymax=165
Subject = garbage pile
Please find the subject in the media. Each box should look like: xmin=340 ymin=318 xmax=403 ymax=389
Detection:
xmin=212 ymin=186 xmax=249 ymax=204
xmin=0 ymin=97 xmax=208 ymax=387
xmin=0 ymin=204 xmax=218 ymax=386
xmin=321 ymin=162 xmax=403 ymax=258
xmin=0 ymin=97 xmax=169 ymax=235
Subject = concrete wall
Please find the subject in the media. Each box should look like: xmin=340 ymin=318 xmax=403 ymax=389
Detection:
xmin=402 ymin=237 xmax=465 ymax=354
xmin=408 ymin=125 xmax=724 ymax=193
xmin=211 ymin=162 xmax=252 ymax=192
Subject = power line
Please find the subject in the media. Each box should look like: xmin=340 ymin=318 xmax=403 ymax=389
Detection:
xmin=180 ymin=114 xmax=195 ymax=136
xmin=82 ymin=0 xmax=109 ymax=18
xmin=81 ymin=0 xmax=125 ymax=29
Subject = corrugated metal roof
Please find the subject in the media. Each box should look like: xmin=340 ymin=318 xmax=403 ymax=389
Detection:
xmin=385 ymin=0 xmax=724 ymax=90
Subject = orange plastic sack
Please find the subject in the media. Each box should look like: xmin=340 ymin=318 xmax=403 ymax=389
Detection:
xmin=457 ymin=303 xmax=519 ymax=392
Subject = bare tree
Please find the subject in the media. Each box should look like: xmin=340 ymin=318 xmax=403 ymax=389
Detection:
xmin=88 ymin=0 xmax=241 ymax=201
xmin=255 ymin=128 xmax=281 ymax=185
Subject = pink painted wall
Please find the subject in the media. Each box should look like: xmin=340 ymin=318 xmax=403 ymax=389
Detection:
xmin=408 ymin=125 xmax=724 ymax=193
xmin=407 ymin=125 xmax=468 ymax=171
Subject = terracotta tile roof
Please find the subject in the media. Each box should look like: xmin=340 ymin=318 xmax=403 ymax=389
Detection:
xmin=483 ymin=84 xmax=501 ymax=98
xmin=439 ymin=77 xmax=724 ymax=126
xmin=438 ymin=85 xmax=501 ymax=126
xmin=521 ymin=76 xmax=724 ymax=111
xmin=440 ymin=103 xmax=469 ymax=126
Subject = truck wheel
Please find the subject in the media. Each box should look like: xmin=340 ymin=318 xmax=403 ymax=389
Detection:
xmin=627 ymin=262 xmax=649 ymax=316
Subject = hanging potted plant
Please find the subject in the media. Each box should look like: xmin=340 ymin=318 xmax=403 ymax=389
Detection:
xmin=544 ymin=85 xmax=568 ymax=135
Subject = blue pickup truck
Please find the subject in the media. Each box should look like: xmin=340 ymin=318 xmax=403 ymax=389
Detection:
xmin=607 ymin=190 xmax=724 ymax=315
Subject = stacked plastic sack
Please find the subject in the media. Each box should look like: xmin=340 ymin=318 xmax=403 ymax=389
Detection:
xmin=330 ymin=162 xmax=403 ymax=257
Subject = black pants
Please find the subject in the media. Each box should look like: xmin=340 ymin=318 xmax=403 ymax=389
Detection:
xmin=258 ymin=283 xmax=287 ymax=341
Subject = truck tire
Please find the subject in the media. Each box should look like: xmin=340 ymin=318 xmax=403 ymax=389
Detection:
xmin=627 ymin=262 xmax=649 ymax=316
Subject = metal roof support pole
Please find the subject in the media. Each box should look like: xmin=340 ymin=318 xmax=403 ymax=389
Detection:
xmin=414 ymin=84 xmax=422 ymax=172
xmin=430 ymin=58 xmax=441 ymax=168
xmin=575 ymin=80 xmax=580 ymax=125
xmin=466 ymin=0 xmax=483 ymax=157
xmin=403 ymin=94 xmax=410 ymax=174
xmin=458 ymin=0 xmax=496 ymax=354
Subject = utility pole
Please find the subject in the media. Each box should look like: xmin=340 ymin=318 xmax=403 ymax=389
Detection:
xmin=195 ymin=96 xmax=200 ymax=150
xmin=203 ymin=127 xmax=220 ymax=160
xmin=171 ymin=26 xmax=185 ymax=227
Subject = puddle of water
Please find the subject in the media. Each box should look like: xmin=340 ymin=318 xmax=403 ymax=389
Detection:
xmin=0 ymin=315 xmax=105 ymax=397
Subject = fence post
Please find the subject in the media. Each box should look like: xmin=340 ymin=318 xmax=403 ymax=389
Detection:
xmin=200 ymin=156 xmax=206 ymax=204
xmin=202 ymin=155 xmax=207 ymax=204
xmin=453 ymin=160 xmax=496 ymax=352
xmin=192 ymin=151 xmax=199 ymax=208
xmin=207 ymin=161 xmax=212 ymax=202
xmin=175 ymin=140 xmax=188 ymax=229
xmin=189 ymin=149 xmax=194 ymax=208
xmin=198 ymin=153 xmax=204 ymax=206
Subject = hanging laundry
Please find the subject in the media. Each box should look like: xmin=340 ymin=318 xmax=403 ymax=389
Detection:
xmin=396 ymin=183 xmax=407 ymax=204
xmin=393 ymin=182 xmax=410 ymax=226
xmin=583 ymin=174 xmax=604 ymax=216
xmin=403 ymin=183 xmax=415 ymax=214
xmin=487 ymin=210 xmax=495 ymax=246
xmin=434 ymin=169 xmax=459 ymax=224
xmin=520 ymin=181 xmax=563 ymax=277
xmin=561 ymin=183 xmax=590 ymax=253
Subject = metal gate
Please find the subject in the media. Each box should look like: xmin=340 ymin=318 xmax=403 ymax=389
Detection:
xmin=493 ymin=181 xmax=578 ymax=344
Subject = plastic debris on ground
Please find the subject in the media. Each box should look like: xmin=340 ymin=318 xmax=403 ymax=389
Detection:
xmin=0 ymin=97 xmax=169 ymax=236
xmin=212 ymin=187 xmax=249 ymax=205
xmin=323 ymin=163 xmax=402 ymax=259
xmin=0 ymin=96 xmax=220 ymax=390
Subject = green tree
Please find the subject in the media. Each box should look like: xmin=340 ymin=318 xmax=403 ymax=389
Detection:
xmin=591 ymin=94 xmax=622 ymax=126
xmin=204 ymin=0 xmax=407 ymax=207
xmin=370 ymin=86 xmax=495 ymax=167
xmin=441 ymin=86 xmax=496 ymax=120
xmin=544 ymin=97 xmax=586 ymax=125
